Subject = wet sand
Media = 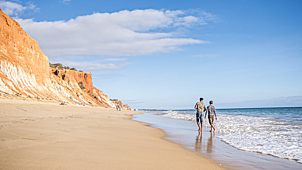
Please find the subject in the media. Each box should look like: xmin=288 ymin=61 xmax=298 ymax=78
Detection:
xmin=0 ymin=99 xmax=226 ymax=170
xmin=133 ymin=112 xmax=302 ymax=170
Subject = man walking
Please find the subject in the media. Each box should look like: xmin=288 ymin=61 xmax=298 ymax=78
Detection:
xmin=194 ymin=98 xmax=206 ymax=131
xmin=204 ymin=100 xmax=217 ymax=134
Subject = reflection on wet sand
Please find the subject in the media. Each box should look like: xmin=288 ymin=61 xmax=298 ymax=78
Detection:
xmin=195 ymin=131 xmax=202 ymax=152
xmin=207 ymin=133 xmax=214 ymax=153
xmin=195 ymin=131 xmax=215 ymax=154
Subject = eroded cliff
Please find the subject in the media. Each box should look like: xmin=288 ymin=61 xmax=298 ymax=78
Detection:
xmin=0 ymin=9 xmax=129 ymax=109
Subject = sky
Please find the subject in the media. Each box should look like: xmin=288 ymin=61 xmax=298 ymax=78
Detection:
xmin=1 ymin=0 xmax=301 ymax=109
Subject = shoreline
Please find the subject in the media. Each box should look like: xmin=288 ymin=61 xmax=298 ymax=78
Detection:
xmin=0 ymin=99 xmax=226 ymax=169
xmin=134 ymin=112 xmax=302 ymax=170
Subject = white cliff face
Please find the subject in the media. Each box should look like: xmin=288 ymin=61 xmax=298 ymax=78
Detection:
xmin=92 ymin=89 xmax=115 ymax=107
xmin=51 ymin=82 xmax=81 ymax=104
xmin=0 ymin=61 xmax=78 ymax=104
xmin=1 ymin=66 xmax=110 ymax=107
xmin=0 ymin=61 xmax=41 ymax=96
xmin=1 ymin=63 xmax=124 ymax=108
xmin=79 ymin=95 xmax=89 ymax=104
xmin=0 ymin=61 xmax=118 ymax=108
xmin=102 ymin=96 xmax=115 ymax=107
xmin=0 ymin=78 xmax=14 ymax=94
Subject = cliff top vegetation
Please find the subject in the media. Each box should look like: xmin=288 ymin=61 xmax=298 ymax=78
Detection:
xmin=49 ymin=63 xmax=83 ymax=72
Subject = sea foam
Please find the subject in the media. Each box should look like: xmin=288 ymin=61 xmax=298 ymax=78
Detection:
xmin=154 ymin=109 xmax=302 ymax=163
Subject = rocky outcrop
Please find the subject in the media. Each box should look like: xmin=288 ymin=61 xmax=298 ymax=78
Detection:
xmin=0 ymin=8 xmax=129 ymax=109
xmin=112 ymin=100 xmax=131 ymax=110
xmin=50 ymin=68 xmax=116 ymax=107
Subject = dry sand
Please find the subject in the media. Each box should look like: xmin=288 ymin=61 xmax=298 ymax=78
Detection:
xmin=0 ymin=99 xmax=226 ymax=170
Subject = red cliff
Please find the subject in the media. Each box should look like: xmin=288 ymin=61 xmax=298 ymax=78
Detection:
xmin=112 ymin=100 xmax=131 ymax=110
xmin=0 ymin=9 xmax=129 ymax=109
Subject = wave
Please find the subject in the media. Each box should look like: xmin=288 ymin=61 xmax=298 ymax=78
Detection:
xmin=149 ymin=109 xmax=302 ymax=163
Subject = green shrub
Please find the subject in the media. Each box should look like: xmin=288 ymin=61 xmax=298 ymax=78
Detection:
xmin=78 ymin=82 xmax=85 ymax=89
xmin=49 ymin=63 xmax=81 ymax=72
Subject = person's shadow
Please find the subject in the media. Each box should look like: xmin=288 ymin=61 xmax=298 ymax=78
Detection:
xmin=207 ymin=132 xmax=214 ymax=153
xmin=195 ymin=131 xmax=202 ymax=152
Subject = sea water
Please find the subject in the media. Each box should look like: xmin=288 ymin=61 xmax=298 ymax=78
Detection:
xmin=140 ymin=107 xmax=302 ymax=164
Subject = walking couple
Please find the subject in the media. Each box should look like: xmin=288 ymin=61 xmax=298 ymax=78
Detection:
xmin=194 ymin=97 xmax=217 ymax=134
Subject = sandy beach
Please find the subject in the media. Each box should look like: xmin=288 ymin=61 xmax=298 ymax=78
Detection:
xmin=0 ymin=99 xmax=226 ymax=170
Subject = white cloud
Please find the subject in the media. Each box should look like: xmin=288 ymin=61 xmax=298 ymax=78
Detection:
xmin=16 ymin=9 xmax=210 ymax=58
xmin=102 ymin=58 xmax=127 ymax=61
xmin=174 ymin=16 xmax=201 ymax=27
xmin=0 ymin=0 xmax=37 ymax=16
xmin=62 ymin=0 xmax=71 ymax=4
xmin=59 ymin=60 xmax=131 ymax=71
xmin=0 ymin=1 xmax=25 ymax=15
xmin=200 ymin=11 xmax=219 ymax=22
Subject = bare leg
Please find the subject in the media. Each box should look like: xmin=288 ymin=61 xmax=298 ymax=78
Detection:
xmin=210 ymin=124 xmax=215 ymax=134
xmin=197 ymin=122 xmax=201 ymax=131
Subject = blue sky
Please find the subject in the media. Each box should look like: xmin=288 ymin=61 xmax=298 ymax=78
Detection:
xmin=1 ymin=0 xmax=301 ymax=109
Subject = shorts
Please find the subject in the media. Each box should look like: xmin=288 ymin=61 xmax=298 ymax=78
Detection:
xmin=196 ymin=113 xmax=203 ymax=123
xmin=208 ymin=115 xmax=215 ymax=125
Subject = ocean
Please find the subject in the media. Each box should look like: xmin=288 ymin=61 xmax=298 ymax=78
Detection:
xmin=134 ymin=107 xmax=302 ymax=169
